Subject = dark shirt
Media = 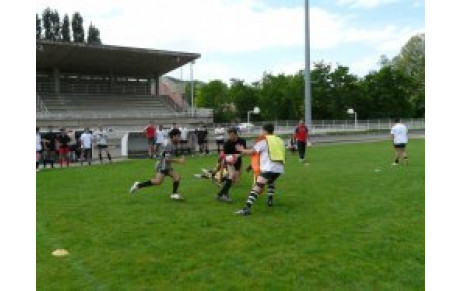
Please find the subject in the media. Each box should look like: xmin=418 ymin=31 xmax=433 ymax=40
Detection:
xmin=223 ymin=137 xmax=246 ymax=154
xmin=45 ymin=132 xmax=57 ymax=150
xmin=57 ymin=134 xmax=71 ymax=148
xmin=195 ymin=128 xmax=208 ymax=141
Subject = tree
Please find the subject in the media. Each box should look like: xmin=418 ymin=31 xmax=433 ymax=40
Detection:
xmin=42 ymin=7 xmax=53 ymax=40
xmin=196 ymin=80 xmax=234 ymax=122
xmin=87 ymin=23 xmax=102 ymax=44
xmin=36 ymin=14 xmax=42 ymax=39
xmin=392 ymin=34 xmax=425 ymax=117
xmin=228 ymin=79 xmax=258 ymax=121
xmin=50 ymin=10 xmax=61 ymax=40
xmin=71 ymin=12 xmax=85 ymax=42
xmin=61 ymin=14 xmax=71 ymax=42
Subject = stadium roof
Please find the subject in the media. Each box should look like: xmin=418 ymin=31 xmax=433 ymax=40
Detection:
xmin=36 ymin=40 xmax=200 ymax=78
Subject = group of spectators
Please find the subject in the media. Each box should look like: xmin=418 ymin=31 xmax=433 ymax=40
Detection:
xmin=36 ymin=125 xmax=112 ymax=171
xmin=143 ymin=122 xmax=212 ymax=157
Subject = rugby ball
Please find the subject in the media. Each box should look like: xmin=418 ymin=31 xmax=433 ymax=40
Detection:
xmin=225 ymin=154 xmax=237 ymax=165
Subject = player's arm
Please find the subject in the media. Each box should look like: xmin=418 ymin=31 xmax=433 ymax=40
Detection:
xmin=236 ymin=144 xmax=255 ymax=156
xmin=166 ymin=156 xmax=185 ymax=164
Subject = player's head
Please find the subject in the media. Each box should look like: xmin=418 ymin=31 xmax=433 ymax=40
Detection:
xmin=169 ymin=128 xmax=182 ymax=143
xmin=227 ymin=127 xmax=238 ymax=141
xmin=299 ymin=119 xmax=305 ymax=125
xmin=159 ymin=124 xmax=163 ymax=130
xmin=394 ymin=118 xmax=401 ymax=123
xmin=36 ymin=127 xmax=40 ymax=133
xmin=98 ymin=124 xmax=103 ymax=130
xmin=47 ymin=125 xmax=53 ymax=131
xmin=84 ymin=127 xmax=90 ymax=132
xmin=262 ymin=123 xmax=275 ymax=135
xmin=60 ymin=127 xmax=66 ymax=134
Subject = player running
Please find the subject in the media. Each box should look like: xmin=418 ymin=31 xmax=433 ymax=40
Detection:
xmin=235 ymin=123 xmax=285 ymax=216
xmin=129 ymin=128 xmax=185 ymax=200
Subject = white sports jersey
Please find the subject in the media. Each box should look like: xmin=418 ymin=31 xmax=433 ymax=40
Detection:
xmin=253 ymin=139 xmax=284 ymax=173
xmin=93 ymin=130 xmax=108 ymax=145
xmin=180 ymin=127 xmax=188 ymax=141
xmin=390 ymin=123 xmax=408 ymax=144
xmin=36 ymin=133 xmax=42 ymax=151
xmin=80 ymin=132 xmax=93 ymax=149
xmin=214 ymin=127 xmax=225 ymax=140
xmin=156 ymin=129 xmax=167 ymax=144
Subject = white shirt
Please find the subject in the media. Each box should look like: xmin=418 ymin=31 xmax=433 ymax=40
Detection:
xmin=253 ymin=139 xmax=284 ymax=173
xmin=93 ymin=130 xmax=108 ymax=145
xmin=156 ymin=129 xmax=167 ymax=144
xmin=80 ymin=132 xmax=93 ymax=149
xmin=180 ymin=127 xmax=188 ymax=140
xmin=36 ymin=133 xmax=42 ymax=151
xmin=214 ymin=127 xmax=225 ymax=140
xmin=390 ymin=123 xmax=408 ymax=144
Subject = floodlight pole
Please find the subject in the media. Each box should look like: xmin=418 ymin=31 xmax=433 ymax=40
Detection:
xmin=190 ymin=60 xmax=195 ymax=117
xmin=304 ymin=0 xmax=312 ymax=128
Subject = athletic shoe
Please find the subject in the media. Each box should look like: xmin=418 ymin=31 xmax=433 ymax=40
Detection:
xmin=391 ymin=162 xmax=398 ymax=166
xmin=170 ymin=193 xmax=184 ymax=200
xmin=129 ymin=182 xmax=140 ymax=194
xmin=194 ymin=174 xmax=202 ymax=178
xmin=235 ymin=208 xmax=251 ymax=216
xmin=216 ymin=194 xmax=232 ymax=202
xmin=267 ymin=196 xmax=273 ymax=207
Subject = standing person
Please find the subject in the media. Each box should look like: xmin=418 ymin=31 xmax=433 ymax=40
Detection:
xmin=36 ymin=127 xmax=42 ymax=171
xmin=68 ymin=130 xmax=77 ymax=162
xmin=214 ymin=124 xmax=225 ymax=153
xmin=93 ymin=125 xmax=112 ymax=164
xmin=43 ymin=126 xmax=57 ymax=169
xmin=216 ymin=127 xmax=246 ymax=202
xmin=195 ymin=124 xmax=209 ymax=155
xmin=235 ymin=123 xmax=285 ymax=216
xmin=293 ymin=120 xmax=309 ymax=163
xmin=129 ymin=128 xmax=185 ymax=200
xmin=390 ymin=118 xmax=409 ymax=166
xmin=143 ymin=122 xmax=156 ymax=159
xmin=179 ymin=125 xmax=189 ymax=154
xmin=155 ymin=124 xmax=167 ymax=156
xmin=79 ymin=127 xmax=93 ymax=165
xmin=57 ymin=128 xmax=71 ymax=168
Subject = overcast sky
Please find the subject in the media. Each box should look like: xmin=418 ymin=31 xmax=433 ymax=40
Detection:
xmin=36 ymin=0 xmax=425 ymax=83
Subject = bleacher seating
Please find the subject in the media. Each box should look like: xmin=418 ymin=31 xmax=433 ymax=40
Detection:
xmin=39 ymin=93 xmax=176 ymax=114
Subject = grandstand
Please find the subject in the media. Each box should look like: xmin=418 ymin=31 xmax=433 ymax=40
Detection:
xmin=36 ymin=40 xmax=213 ymax=127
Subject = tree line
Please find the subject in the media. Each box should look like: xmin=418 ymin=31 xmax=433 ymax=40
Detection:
xmin=36 ymin=7 xmax=102 ymax=44
xmin=186 ymin=34 xmax=424 ymax=122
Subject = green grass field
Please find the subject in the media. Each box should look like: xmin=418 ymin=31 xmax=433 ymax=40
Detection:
xmin=36 ymin=139 xmax=425 ymax=290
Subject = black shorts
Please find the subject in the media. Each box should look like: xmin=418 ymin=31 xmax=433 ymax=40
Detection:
xmin=148 ymin=138 xmax=156 ymax=145
xmin=97 ymin=144 xmax=108 ymax=149
xmin=234 ymin=157 xmax=242 ymax=171
xmin=260 ymin=172 xmax=281 ymax=184
xmin=394 ymin=143 xmax=406 ymax=149
xmin=198 ymin=139 xmax=207 ymax=145
xmin=216 ymin=139 xmax=224 ymax=145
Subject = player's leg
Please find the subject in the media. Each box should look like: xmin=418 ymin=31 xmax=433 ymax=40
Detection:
xmin=167 ymin=171 xmax=183 ymax=199
xmin=63 ymin=147 xmax=70 ymax=167
xmin=297 ymin=141 xmax=305 ymax=162
xmin=105 ymin=147 xmax=112 ymax=163
xmin=36 ymin=151 xmax=41 ymax=171
xmin=236 ymin=175 xmax=268 ymax=215
xmin=97 ymin=146 xmax=104 ymax=164
xmin=392 ymin=146 xmax=400 ymax=165
xmin=402 ymin=145 xmax=408 ymax=165
xmin=217 ymin=165 xmax=235 ymax=202
xmin=130 ymin=172 xmax=165 ymax=193
xmin=267 ymin=180 xmax=275 ymax=207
